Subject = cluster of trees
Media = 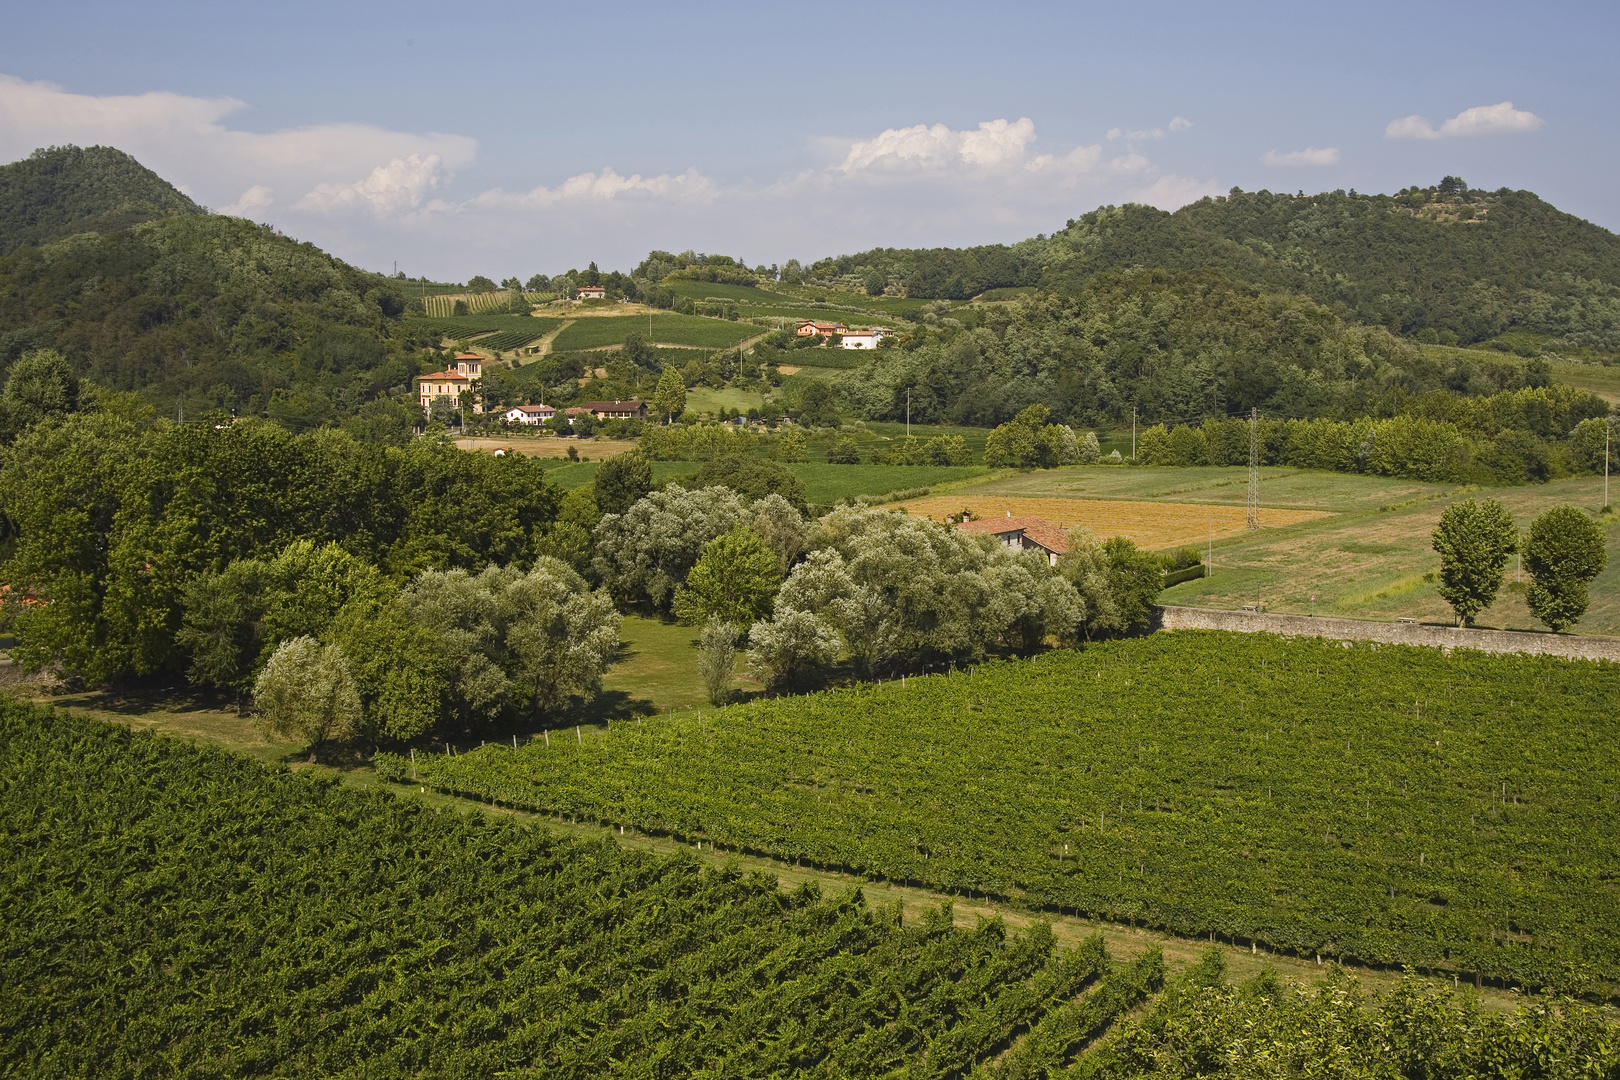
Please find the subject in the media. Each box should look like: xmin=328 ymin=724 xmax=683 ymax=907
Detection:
xmin=0 ymin=395 xmax=573 ymax=693
xmin=574 ymin=450 xmax=1162 ymax=701
xmin=1432 ymin=499 xmax=1609 ymax=631
xmin=835 ymin=270 xmax=1552 ymax=429
xmin=1131 ymin=384 xmax=1613 ymax=484
xmin=868 ymin=433 xmax=974 ymax=466
xmin=982 ymin=404 xmax=1097 ymax=467
xmin=805 ymin=240 xmax=1048 ymax=300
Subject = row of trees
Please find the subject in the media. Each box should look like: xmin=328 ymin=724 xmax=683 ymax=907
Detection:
xmin=1432 ymin=500 xmax=1609 ymax=631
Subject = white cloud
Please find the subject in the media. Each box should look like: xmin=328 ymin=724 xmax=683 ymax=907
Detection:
xmin=298 ymin=154 xmax=451 ymax=214
xmin=0 ymin=73 xmax=476 ymax=217
xmin=839 ymin=117 xmax=1037 ymax=173
xmin=0 ymin=77 xmax=1218 ymax=277
xmin=1169 ymin=116 xmax=1192 ymax=132
xmin=1260 ymin=146 xmax=1341 ymax=166
xmin=1385 ymin=101 xmax=1545 ymax=140
xmin=221 ymin=184 xmax=274 ymax=216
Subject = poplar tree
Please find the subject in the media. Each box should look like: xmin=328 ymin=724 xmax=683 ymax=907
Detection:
xmin=1431 ymin=498 xmax=1517 ymax=626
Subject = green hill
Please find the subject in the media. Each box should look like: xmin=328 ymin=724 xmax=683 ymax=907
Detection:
xmin=0 ymin=145 xmax=204 ymax=256
xmin=811 ymin=179 xmax=1620 ymax=354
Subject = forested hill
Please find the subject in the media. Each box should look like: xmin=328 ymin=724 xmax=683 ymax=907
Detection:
xmin=814 ymin=179 xmax=1620 ymax=352
xmin=0 ymin=145 xmax=204 ymax=256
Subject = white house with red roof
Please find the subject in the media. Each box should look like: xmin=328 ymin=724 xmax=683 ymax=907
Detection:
xmin=795 ymin=320 xmax=848 ymax=337
xmin=955 ymin=514 xmax=1070 ymax=566
xmin=503 ymin=403 xmax=556 ymax=425
xmin=417 ymin=353 xmax=484 ymax=414
xmin=576 ymin=284 xmax=607 ymax=300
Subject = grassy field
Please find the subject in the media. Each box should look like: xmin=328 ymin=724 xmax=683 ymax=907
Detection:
xmin=551 ymin=313 xmax=758 ymax=351
xmin=687 ymin=385 xmax=765 ymax=416
xmin=913 ymin=465 xmax=1620 ymax=636
xmin=454 ymin=435 xmax=641 ymax=461
xmin=1418 ymin=342 xmax=1620 ymax=405
xmin=413 ymin=314 xmax=561 ymax=338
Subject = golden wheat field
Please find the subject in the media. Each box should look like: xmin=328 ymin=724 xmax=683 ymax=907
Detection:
xmin=894 ymin=495 xmax=1333 ymax=550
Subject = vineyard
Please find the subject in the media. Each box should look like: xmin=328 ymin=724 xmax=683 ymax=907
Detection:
xmin=413 ymin=314 xmax=561 ymax=349
xmin=412 ymin=632 xmax=1620 ymax=1000
xmin=551 ymin=313 xmax=758 ymax=351
xmin=422 ymin=289 xmax=526 ymax=317
xmin=5 ymin=704 xmax=1615 ymax=1078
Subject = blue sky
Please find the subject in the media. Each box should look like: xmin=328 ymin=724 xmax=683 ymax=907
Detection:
xmin=2 ymin=0 xmax=1613 ymax=281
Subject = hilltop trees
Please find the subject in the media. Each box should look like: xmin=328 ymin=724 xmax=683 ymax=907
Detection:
xmin=1432 ymin=499 xmax=1518 ymax=626
xmin=1524 ymin=507 xmax=1608 ymax=632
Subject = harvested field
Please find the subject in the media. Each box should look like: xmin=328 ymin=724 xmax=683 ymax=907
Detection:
xmin=454 ymin=436 xmax=639 ymax=460
xmin=894 ymin=494 xmax=1332 ymax=550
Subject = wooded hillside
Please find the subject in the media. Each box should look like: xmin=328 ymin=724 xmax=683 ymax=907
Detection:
xmin=0 ymin=145 xmax=204 ymax=256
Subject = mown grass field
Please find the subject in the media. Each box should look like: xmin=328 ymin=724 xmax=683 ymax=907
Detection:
xmin=551 ymin=313 xmax=758 ymax=351
xmin=924 ymin=465 xmax=1620 ymax=636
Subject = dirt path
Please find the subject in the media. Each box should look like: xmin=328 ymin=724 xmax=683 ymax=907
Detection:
xmin=519 ymin=319 xmax=575 ymax=363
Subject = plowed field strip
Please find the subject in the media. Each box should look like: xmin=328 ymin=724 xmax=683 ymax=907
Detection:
xmin=894 ymin=495 xmax=1332 ymax=550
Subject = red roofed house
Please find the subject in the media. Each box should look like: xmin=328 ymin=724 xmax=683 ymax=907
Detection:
xmin=955 ymin=514 xmax=1070 ymax=566
xmin=576 ymin=284 xmax=607 ymax=300
xmin=795 ymin=320 xmax=848 ymax=337
xmin=584 ymin=399 xmax=647 ymax=421
xmin=503 ymin=403 xmax=556 ymax=425
xmin=417 ymin=353 xmax=484 ymax=414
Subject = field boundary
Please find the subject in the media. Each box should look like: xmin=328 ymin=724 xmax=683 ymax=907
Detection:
xmin=1158 ymin=605 xmax=1620 ymax=661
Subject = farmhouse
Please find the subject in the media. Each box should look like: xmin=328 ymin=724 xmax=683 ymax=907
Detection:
xmin=503 ymin=403 xmax=556 ymax=425
xmin=416 ymin=353 xmax=484 ymax=414
xmin=955 ymin=514 xmax=1069 ymax=566
xmin=576 ymin=285 xmax=607 ymax=300
xmin=840 ymin=328 xmax=892 ymax=349
xmin=583 ymin=399 xmax=647 ymax=420
xmin=795 ymin=320 xmax=848 ymax=338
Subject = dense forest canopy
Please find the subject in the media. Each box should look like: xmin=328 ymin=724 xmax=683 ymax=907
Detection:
xmin=816 ymin=180 xmax=1620 ymax=351
xmin=0 ymin=145 xmax=204 ymax=257
xmin=0 ymin=213 xmax=423 ymax=424
xmin=837 ymin=268 xmax=1575 ymax=427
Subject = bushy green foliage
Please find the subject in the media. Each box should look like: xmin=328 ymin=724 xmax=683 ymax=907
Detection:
xmin=1432 ymin=499 xmax=1518 ymax=626
xmin=0 ymin=213 xmax=423 ymax=418
xmin=1525 ymin=506 xmax=1609 ymax=632
xmin=692 ymin=455 xmax=808 ymax=511
xmin=0 ymin=416 xmax=560 ymax=684
xmin=0 ymin=145 xmax=203 ymax=256
xmin=592 ymin=450 xmax=652 ymax=516
xmin=416 ymin=633 xmax=1620 ymax=998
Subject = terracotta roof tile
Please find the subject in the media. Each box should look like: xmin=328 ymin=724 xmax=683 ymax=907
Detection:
xmin=955 ymin=515 xmax=1069 ymax=555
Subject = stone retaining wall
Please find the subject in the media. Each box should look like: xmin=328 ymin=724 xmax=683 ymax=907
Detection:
xmin=1157 ymin=605 xmax=1620 ymax=662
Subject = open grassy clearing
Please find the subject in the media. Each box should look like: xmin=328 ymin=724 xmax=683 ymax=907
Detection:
xmin=789 ymin=463 xmax=987 ymax=504
xmin=924 ymin=465 xmax=1620 ymax=635
xmin=550 ymin=313 xmax=756 ymax=351
xmin=686 ymin=384 xmax=765 ymax=415
xmin=1418 ymin=342 xmax=1620 ymax=405
xmin=453 ymin=435 xmax=641 ymax=460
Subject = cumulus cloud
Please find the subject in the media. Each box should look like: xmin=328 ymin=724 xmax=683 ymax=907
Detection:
xmin=0 ymin=77 xmax=1219 ymax=277
xmin=1169 ymin=116 xmax=1192 ymax=132
xmin=1260 ymin=146 xmax=1341 ymax=166
xmin=1385 ymin=101 xmax=1545 ymax=140
xmin=0 ymin=73 xmax=476 ymax=217
xmin=839 ymin=117 xmax=1036 ymax=173
xmin=487 ymin=166 xmax=717 ymax=207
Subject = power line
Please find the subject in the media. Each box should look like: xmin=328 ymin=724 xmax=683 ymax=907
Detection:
xmin=1247 ymin=407 xmax=1260 ymax=530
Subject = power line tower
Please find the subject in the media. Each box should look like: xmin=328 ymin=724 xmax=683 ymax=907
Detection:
xmin=1246 ymin=407 xmax=1260 ymax=530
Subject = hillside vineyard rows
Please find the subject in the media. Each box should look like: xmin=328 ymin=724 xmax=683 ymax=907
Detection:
xmin=0 ymin=703 xmax=1184 ymax=1078
xmin=414 ymin=632 xmax=1620 ymax=1000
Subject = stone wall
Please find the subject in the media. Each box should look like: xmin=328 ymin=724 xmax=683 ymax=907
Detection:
xmin=1157 ymin=605 xmax=1620 ymax=663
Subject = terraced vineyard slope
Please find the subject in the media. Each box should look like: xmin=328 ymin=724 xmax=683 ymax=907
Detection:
xmin=415 ymin=631 xmax=1620 ymax=1000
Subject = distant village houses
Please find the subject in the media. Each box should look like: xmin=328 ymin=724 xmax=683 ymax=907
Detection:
xmin=795 ymin=320 xmax=848 ymax=338
xmin=576 ymin=284 xmax=607 ymax=300
xmin=955 ymin=515 xmax=1069 ymax=567
xmin=416 ymin=353 xmax=484 ymax=414
xmin=839 ymin=328 xmax=891 ymax=349
xmin=503 ymin=403 xmax=556 ymax=425
xmin=581 ymin=399 xmax=647 ymax=421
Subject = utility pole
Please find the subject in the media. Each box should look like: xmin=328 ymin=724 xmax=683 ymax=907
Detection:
xmin=1606 ymin=418 xmax=1612 ymax=511
xmin=1246 ymin=407 xmax=1260 ymax=530
xmin=1131 ymin=407 xmax=1137 ymax=462
xmin=906 ymin=388 xmax=911 ymax=438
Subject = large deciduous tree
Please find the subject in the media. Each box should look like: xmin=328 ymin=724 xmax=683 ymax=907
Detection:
xmin=1432 ymin=499 xmax=1518 ymax=626
xmin=673 ymin=528 xmax=781 ymax=625
xmin=651 ymin=366 xmax=687 ymax=423
xmin=1524 ymin=506 xmax=1608 ymax=632
xmin=593 ymin=450 xmax=653 ymax=516
xmin=593 ymin=484 xmax=750 ymax=611
xmin=253 ymin=636 xmax=363 ymax=758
